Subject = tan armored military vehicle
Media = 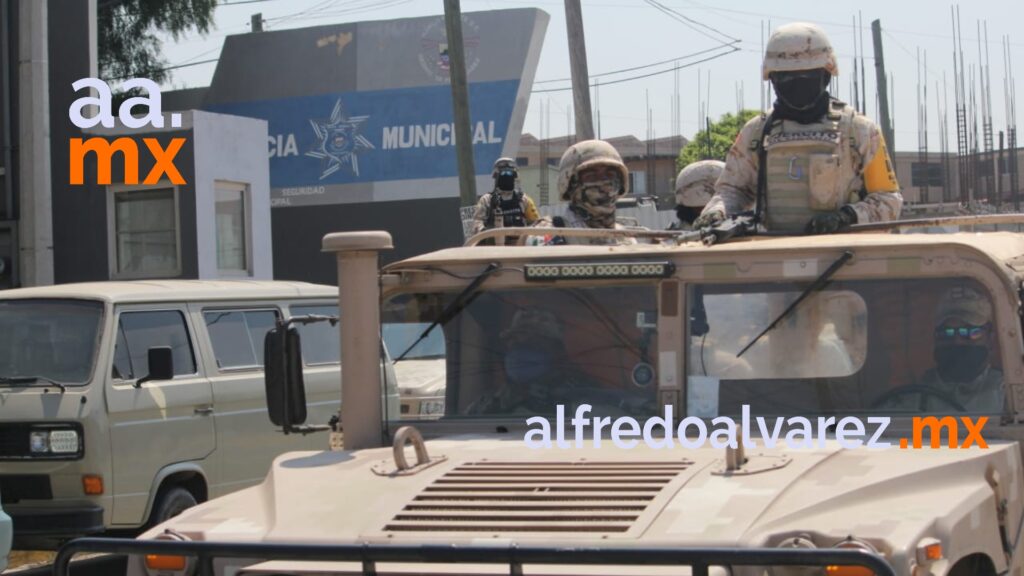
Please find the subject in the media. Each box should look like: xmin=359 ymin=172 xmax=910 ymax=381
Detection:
xmin=56 ymin=218 xmax=1024 ymax=576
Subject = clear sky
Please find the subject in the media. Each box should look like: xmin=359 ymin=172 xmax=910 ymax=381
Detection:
xmin=158 ymin=0 xmax=1024 ymax=153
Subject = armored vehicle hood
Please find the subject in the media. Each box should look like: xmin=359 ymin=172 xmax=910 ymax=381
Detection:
xmin=142 ymin=436 xmax=1020 ymax=556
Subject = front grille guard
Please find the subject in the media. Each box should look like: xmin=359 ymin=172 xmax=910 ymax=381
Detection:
xmin=55 ymin=537 xmax=897 ymax=576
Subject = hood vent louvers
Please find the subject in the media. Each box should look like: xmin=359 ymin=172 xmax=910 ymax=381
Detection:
xmin=384 ymin=460 xmax=689 ymax=534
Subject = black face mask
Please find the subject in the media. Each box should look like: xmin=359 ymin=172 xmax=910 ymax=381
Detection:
xmin=934 ymin=344 xmax=989 ymax=383
xmin=771 ymin=71 xmax=831 ymax=122
xmin=676 ymin=205 xmax=703 ymax=226
xmin=496 ymin=173 xmax=516 ymax=191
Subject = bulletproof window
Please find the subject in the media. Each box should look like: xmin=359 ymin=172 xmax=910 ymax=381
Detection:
xmin=290 ymin=304 xmax=340 ymax=365
xmin=112 ymin=310 xmax=197 ymax=380
xmin=204 ymin=309 xmax=279 ymax=370
xmin=686 ymin=277 xmax=1002 ymax=417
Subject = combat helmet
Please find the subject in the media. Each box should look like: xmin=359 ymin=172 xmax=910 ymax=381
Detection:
xmin=675 ymin=160 xmax=725 ymax=207
xmin=556 ymin=139 xmax=629 ymax=201
xmin=492 ymin=157 xmax=518 ymax=178
xmin=762 ymin=22 xmax=839 ymax=80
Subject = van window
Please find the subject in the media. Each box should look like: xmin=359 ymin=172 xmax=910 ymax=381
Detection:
xmin=0 ymin=299 xmax=104 ymax=385
xmin=290 ymin=304 xmax=339 ymax=365
xmin=113 ymin=310 xmax=197 ymax=380
xmin=204 ymin=309 xmax=279 ymax=369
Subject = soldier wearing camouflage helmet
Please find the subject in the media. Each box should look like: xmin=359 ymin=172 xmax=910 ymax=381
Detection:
xmin=465 ymin=309 xmax=568 ymax=414
xmin=672 ymin=160 xmax=724 ymax=230
xmin=471 ymin=157 xmax=539 ymax=245
xmin=694 ymin=22 xmax=903 ymax=235
xmin=530 ymin=139 xmax=637 ymax=245
xmin=920 ymin=286 xmax=1002 ymax=412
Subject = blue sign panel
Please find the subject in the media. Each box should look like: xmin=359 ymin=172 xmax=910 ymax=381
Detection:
xmin=209 ymin=80 xmax=519 ymax=189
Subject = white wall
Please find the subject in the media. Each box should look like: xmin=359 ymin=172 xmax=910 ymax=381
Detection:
xmin=192 ymin=111 xmax=273 ymax=279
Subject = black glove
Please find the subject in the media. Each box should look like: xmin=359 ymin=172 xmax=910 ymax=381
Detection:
xmin=804 ymin=205 xmax=857 ymax=235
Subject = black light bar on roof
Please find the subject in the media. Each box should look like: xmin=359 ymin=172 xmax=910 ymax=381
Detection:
xmin=524 ymin=261 xmax=676 ymax=281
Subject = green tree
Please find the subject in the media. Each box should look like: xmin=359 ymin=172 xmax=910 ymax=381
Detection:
xmin=677 ymin=109 xmax=761 ymax=170
xmin=99 ymin=0 xmax=218 ymax=84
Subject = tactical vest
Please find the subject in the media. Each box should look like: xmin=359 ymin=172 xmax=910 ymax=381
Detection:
xmin=486 ymin=190 xmax=528 ymax=228
xmin=755 ymin=101 xmax=862 ymax=233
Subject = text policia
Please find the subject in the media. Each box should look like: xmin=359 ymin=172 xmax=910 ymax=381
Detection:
xmin=68 ymin=78 xmax=186 ymax=186
xmin=524 ymin=405 xmax=989 ymax=451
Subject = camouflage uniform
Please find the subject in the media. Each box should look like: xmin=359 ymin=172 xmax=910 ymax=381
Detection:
xmin=703 ymin=103 xmax=902 ymax=231
xmin=919 ymin=286 xmax=1004 ymax=413
xmin=530 ymin=209 xmax=637 ymax=246
xmin=697 ymin=22 xmax=903 ymax=234
xmin=530 ymin=139 xmax=639 ymax=246
xmin=472 ymin=158 xmax=539 ymax=245
xmin=465 ymin=309 xmax=569 ymax=414
xmin=470 ymin=191 xmax=540 ymax=234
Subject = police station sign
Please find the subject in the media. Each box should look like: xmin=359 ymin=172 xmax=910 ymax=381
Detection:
xmin=209 ymin=79 xmax=515 ymax=207
xmin=197 ymin=8 xmax=546 ymax=209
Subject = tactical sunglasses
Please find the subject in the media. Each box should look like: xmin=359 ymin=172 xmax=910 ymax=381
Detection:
xmin=934 ymin=323 xmax=990 ymax=341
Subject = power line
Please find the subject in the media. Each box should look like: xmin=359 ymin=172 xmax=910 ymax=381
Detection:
xmin=644 ymin=0 xmax=740 ymax=46
xmin=110 ymin=57 xmax=220 ymax=82
xmin=269 ymin=0 xmax=413 ymax=24
xmin=535 ymin=42 xmax=739 ymax=85
xmin=531 ymin=46 xmax=739 ymax=93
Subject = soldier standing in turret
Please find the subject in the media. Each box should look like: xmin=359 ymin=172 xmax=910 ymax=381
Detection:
xmin=531 ymin=139 xmax=637 ymax=245
xmin=694 ymin=22 xmax=902 ymax=235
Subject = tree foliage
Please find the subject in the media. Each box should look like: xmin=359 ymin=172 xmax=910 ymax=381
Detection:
xmin=99 ymin=0 xmax=218 ymax=84
xmin=677 ymin=109 xmax=761 ymax=170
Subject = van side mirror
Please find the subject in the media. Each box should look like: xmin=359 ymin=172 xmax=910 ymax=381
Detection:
xmin=135 ymin=346 xmax=174 ymax=388
xmin=264 ymin=325 xmax=307 ymax=430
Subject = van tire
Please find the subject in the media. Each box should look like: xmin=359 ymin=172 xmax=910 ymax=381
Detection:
xmin=150 ymin=486 xmax=197 ymax=526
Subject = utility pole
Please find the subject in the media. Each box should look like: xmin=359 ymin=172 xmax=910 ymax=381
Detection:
xmin=870 ymin=20 xmax=895 ymax=165
xmin=18 ymin=0 xmax=53 ymax=286
xmin=564 ymin=0 xmax=594 ymax=140
xmin=443 ymin=0 xmax=476 ymax=207
xmin=251 ymin=13 xmax=263 ymax=32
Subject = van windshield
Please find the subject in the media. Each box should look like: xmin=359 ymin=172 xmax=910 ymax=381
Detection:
xmin=0 ymin=299 xmax=105 ymax=386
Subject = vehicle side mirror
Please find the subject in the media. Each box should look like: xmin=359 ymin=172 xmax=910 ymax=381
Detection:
xmin=264 ymin=325 xmax=308 ymax=429
xmin=135 ymin=346 xmax=174 ymax=388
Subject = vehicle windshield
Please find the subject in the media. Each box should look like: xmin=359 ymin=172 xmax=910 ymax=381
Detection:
xmin=383 ymin=322 xmax=446 ymax=360
xmin=385 ymin=275 xmax=1004 ymax=422
xmin=383 ymin=285 xmax=659 ymax=419
xmin=692 ymin=276 xmax=1003 ymax=417
xmin=0 ymin=299 xmax=105 ymax=386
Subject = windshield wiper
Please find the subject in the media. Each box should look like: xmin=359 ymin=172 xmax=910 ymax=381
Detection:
xmin=393 ymin=262 xmax=501 ymax=362
xmin=0 ymin=375 xmax=68 ymax=393
xmin=736 ymin=250 xmax=854 ymax=358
